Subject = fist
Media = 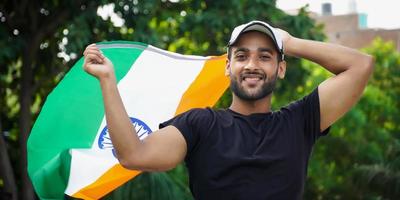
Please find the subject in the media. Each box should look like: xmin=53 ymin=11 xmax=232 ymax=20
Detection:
xmin=83 ymin=44 xmax=115 ymax=80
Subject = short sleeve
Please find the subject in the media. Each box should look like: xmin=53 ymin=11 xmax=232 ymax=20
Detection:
xmin=289 ymin=87 xmax=330 ymax=142
xmin=159 ymin=108 xmax=214 ymax=158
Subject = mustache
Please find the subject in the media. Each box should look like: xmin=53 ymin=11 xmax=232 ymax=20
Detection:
xmin=239 ymin=70 xmax=266 ymax=80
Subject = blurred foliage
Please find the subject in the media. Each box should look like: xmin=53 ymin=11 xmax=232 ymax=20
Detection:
xmin=1 ymin=0 xmax=399 ymax=199
xmin=299 ymin=38 xmax=400 ymax=200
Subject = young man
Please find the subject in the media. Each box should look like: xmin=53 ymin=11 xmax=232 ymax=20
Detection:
xmin=83 ymin=20 xmax=374 ymax=199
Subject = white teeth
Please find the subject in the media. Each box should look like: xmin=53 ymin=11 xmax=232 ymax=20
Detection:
xmin=243 ymin=77 xmax=261 ymax=81
xmin=241 ymin=73 xmax=265 ymax=81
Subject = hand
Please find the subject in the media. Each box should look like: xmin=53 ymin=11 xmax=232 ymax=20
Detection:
xmin=83 ymin=44 xmax=115 ymax=80
xmin=276 ymin=28 xmax=293 ymax=54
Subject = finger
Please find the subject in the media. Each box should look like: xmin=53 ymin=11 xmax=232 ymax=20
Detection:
xmin=85 ymin=53 xmax=104 ymax=64
xmin=83 ymin=62 xmax=100 ymax=70
xmin=84 ymin=44 xmax=103 ymax=54
xmin=87 ymin=54 xmax=104 ymax=64
xmin=86 ymin=43 xmax=97 ymax=49
xmin=84 ymin=49 xmax=104 ymax=59
xmin=83 ymin=63 xmax=102 ymax=75
xmin=84 ymin=49 xmax=105 ymax=60
xmin=84 ymin=51 xmax=106 ymax=63
xmin=84 ymin=43 xmax=96 ymax=52
xmin=83 ymin=46 xmax=102 ymax=56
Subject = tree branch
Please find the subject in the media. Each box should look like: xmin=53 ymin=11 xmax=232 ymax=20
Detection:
xmin=18 ymin=0 xmax=29 ymax=18
xmin=0 ymin=122 xmax=18 ymax=200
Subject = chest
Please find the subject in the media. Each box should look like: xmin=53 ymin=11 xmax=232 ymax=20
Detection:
xmin=189 ymin=117 xmax=307 ymax=178
xmin=208 ymin=116 xmax=303 ymax=156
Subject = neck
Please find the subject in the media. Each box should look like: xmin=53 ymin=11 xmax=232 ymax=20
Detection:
xmin=229 ymin=93 xmax=272 ymax=115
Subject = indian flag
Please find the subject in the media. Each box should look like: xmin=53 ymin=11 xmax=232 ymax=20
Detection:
xmin=28 ymin=41 xmax=229 ymax=200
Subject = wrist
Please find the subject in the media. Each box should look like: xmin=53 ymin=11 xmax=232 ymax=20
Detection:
xmin=283 ymin=37 xmax=299 ymax=57
xmin=99 ymin=73 xmax=117 ymax=88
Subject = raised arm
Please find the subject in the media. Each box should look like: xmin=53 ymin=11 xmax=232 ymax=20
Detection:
xmin=83 ymin=44 xmax=187 ymax=171
xmin=279 ymin=30 xmax=374 ymax=131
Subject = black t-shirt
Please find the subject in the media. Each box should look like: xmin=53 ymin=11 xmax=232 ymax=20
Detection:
xmin=160 ymin=88 xmax=329 ymax=200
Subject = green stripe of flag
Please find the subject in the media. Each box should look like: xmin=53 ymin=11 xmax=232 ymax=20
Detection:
xmin=28 ymin=42 xmax=147 ymax=199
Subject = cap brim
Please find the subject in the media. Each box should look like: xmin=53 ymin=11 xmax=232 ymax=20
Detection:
xmin=228 ymin=21 xmax=284 ymax=60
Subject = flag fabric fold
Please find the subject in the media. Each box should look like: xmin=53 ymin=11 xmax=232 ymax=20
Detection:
xmin=28 ymin=41 xmax=229 ymax=199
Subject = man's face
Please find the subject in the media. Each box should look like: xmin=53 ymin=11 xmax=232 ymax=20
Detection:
xmin=226 ymin=31 xmax=285 ymax=101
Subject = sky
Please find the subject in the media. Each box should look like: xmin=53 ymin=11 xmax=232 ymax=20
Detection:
xmin=277 ymin=0 xmax=400 ymax=29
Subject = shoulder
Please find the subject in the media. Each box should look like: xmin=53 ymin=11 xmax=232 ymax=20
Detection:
xmin=276 ymin=88 xmax=328 ymax=138
xmin=271 ymin=89 xmax=320 ymax=121
xmin=160 ymin=107 xmax=233 ymax=130
xmin=182 ymin=108 xmax=234 ymax=126
xmin=281 ymin=88 xmax=319 ymax=112
xmin=180 ymin=107 xmax=215 ymax=120
xmin=168 ymin=107 xmax=218 ymax=126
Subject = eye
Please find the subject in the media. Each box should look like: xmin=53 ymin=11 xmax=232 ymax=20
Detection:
xmin=235 ymin=54 xmax=247 ymax=61
xmin=260 ymin=55 xmax=271 ymax=61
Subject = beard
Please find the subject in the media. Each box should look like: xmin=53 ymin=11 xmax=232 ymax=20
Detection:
xmin=229 ymin=69 xmax=278 ymax=101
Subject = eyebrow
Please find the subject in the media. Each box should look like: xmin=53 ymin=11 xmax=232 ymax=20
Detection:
xmin=233 ymin=47 xmax=274 ymax=54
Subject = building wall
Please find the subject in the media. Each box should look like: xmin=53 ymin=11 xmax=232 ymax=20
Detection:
xmin=314 ymin=14 xmax=400 ymax=51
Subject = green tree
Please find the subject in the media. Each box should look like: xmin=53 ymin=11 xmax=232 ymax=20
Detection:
xmin=351 ymin=38 xmax=400 ymax=199
xmin=298 ymin=38 xmax=400 ymax=199
xmin=1 ymin=1 xmax=119 ymax=199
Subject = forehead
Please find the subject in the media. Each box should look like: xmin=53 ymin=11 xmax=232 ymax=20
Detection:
xmin=231 ymin=31 xmax=278 ymax=53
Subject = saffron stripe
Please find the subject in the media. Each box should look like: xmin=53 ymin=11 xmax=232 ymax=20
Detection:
xmin=72 ymin=164 xmax=141 ymax=200
xmin=175 ymin=55 xmax=229 ymax=115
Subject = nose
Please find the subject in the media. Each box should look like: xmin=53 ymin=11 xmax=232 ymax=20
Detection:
xmin=244 ymin=55 xmax=257 ymax=70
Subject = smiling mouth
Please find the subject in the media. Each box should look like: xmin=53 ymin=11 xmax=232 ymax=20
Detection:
xmin=240 ymin=73 xmax=266 ymax=82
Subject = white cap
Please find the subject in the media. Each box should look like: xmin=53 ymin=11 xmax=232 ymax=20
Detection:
xmin=228 ymin=20 xmax=284 ymax=60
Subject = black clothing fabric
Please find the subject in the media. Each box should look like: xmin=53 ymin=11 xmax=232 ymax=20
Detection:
xmin=160 ymin=88 xmax=329 ymax=200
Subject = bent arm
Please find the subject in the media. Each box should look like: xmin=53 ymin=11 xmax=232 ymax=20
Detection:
xmin=83 ymin=44 xmax=187 ymax=171
xmin=283 ymin=37 xmax=374 ymax=131
xmin=100 ymin=77 xmax=187 ymax=171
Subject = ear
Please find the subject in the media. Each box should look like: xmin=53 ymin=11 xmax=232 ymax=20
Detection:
xmin=225 ymin=58 xmax=230 ymax=76
xmin=277 ymin=60 xmax=286 ymax=79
